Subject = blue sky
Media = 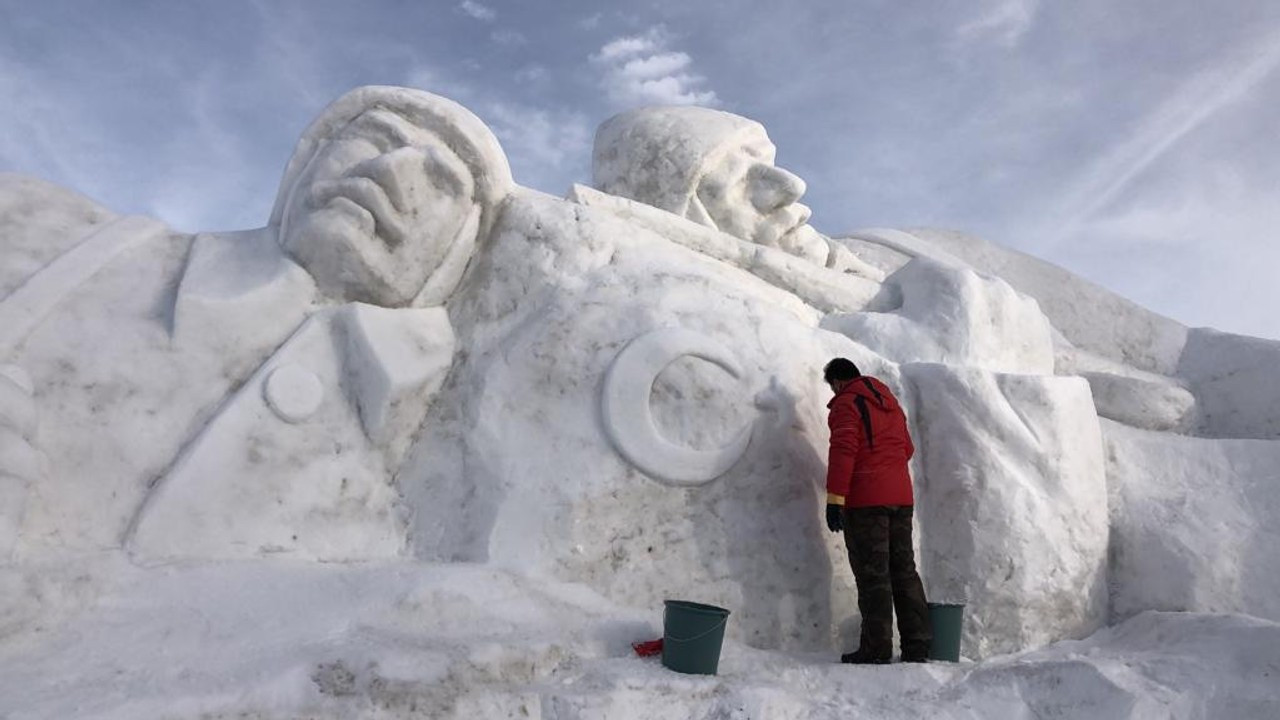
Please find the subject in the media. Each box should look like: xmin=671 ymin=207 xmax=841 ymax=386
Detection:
xmin=2 ymin=0 xmax=1278 ymax=339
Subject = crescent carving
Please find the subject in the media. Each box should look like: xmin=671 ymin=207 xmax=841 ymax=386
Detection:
xmin=601 ymin=328 xmax=755 ymax=486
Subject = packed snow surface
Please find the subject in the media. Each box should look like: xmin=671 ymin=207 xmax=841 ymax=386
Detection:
xmin=3 ymin=558 xmax=1278 ymax=719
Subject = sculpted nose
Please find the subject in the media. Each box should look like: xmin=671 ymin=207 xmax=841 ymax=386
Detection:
xmin=749 ymin=164 xmax=807 ymax=213
xmin=352 ymin=146 xmax=427 ymax=212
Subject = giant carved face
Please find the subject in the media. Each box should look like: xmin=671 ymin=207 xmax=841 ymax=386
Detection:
xmin=274 ymin=87 xmax=512 ymax=308
xmin=592 ymin=106 xmax=826 ymax=261
xmin=692 ymin=132 xmax=822 ymax=254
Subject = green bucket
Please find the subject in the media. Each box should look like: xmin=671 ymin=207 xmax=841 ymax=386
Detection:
xmin=662 ymin=600 xmax=730 ymax=675
xmin=928 ymin=602 xmax=965 ymax=662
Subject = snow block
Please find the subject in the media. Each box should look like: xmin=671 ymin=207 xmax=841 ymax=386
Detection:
xmin=907 ymin=364 xmax=1109 ymax=658
xmin=1104 ymin=420 xmax=1280 ymax=622
xmin=822 ymin=257 xmax=1056 ymax=375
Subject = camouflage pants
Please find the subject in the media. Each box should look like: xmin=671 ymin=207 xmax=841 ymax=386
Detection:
xmin=843 ymin=505 xmax=932 ymax=658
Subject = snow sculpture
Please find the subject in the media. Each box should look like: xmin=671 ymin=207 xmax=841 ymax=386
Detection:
xmin=5 ymin=83 xmax=1280 ymax=667
xmin=593 ymin=106 xmax=882 ymax=281
xmin=601 ymin=327 xmax=755 ymax=485
xmin=1 ymin=87 xmax=511 ymax=560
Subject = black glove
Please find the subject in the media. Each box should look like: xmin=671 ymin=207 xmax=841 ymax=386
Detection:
xmin=826 ymin=503 xmax=844 ymax=533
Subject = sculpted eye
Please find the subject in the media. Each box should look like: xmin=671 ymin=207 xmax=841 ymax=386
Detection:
xmin=423 ymin=146 xmax=474 ymax=200
xmin=348 ymin=109 xmax=420 ymax=154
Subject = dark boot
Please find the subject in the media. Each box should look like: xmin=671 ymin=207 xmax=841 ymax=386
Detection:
xmin=841 ymin=648 xmax=891 ymax=665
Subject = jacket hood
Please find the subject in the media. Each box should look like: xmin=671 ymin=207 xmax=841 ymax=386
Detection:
xmin=830 ymin=376 xmax=899 ymax=413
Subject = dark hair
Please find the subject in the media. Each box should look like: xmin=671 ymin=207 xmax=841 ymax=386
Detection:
xmin=823 ymin=358 xmax=862 ymax=383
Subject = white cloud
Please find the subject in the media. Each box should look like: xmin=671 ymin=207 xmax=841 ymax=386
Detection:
xmin=619 ymin=52 xmax=693 ymax=80
xmin=458 ymin=1 xmax=496 ymax=22
xmin=955 ymin=0 xmax=1039 ymax=48
xmin=590 ymin=28 xmax=718 ymax=108
xmin=595 ymin=35 xmax=659 ymax=62
xmin=484 ymin=102 xmax=593 ymax=185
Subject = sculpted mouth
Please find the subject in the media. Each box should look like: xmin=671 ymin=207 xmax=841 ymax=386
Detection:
xmin=761 ymin=204 xmax=813 ymax=246
xmin=309 ymin=177 xmax=408 ymax=246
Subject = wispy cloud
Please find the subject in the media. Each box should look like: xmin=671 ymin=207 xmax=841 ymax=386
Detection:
xmin=491 ymin=29 xmax=526 ymax=46
xmin=590 ymin=27 xmax=718 ymax=108
xmin=514 ymin=64 xmax=548 ymax=85
xmin=484 ymin=102 xmax=593 ymax=190
xmin=954 ymin=0 xmax=1039 ymax=48
xmin=1050 ymin=26 xmax=1280 ymax=244
xmin=458 ymin=1 xmax=496 ymax=22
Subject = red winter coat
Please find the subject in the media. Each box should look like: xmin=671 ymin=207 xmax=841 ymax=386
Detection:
xmin=825 ymin=376 xmax=915 ymax=508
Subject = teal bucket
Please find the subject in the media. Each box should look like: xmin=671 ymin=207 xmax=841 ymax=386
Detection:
xmin=662 ymin=600 xmax=730 ymax=675
xmin=928 ymin=603 xmax=965 ymax=662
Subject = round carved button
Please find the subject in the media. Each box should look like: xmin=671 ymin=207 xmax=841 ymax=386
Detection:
xmin=264 ymin=364 xmax=323 ymax=423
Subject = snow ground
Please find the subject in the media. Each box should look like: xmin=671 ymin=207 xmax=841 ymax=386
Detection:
xmin=2 ymin=558 xmax=1278 ymax=719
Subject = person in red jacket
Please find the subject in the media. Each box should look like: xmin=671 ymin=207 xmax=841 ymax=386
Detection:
xmin=823 ymin=357 xmax=932 ymax=664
